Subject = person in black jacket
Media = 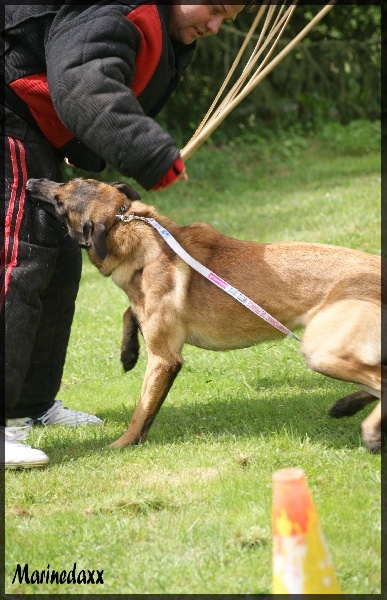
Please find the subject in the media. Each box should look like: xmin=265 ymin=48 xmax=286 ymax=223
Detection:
xmin=2 ymin=2 xmax=251 ymax=467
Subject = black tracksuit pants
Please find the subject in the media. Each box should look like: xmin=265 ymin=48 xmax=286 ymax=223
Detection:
xmin=1 ymin=117 xmax=82 ymax=423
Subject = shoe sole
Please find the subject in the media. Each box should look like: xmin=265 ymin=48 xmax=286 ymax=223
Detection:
xmin=5 ymin=462 xmax=49 ymax=469
xmin=31 ymin=420 xmax=102 ymax=426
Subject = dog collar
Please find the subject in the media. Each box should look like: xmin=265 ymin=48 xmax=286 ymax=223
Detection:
xmin=115 ymin=212 xmax=300 ymax=341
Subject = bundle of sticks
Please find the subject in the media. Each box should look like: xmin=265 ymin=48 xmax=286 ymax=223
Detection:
xmin=181 ymin=1 xmax=336 ymax=162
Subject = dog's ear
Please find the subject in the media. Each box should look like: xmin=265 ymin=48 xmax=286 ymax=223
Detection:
xmin=83 ymin=221 xmax=108 ymax=260
xmin=111 ymin=181 xmax=141 ymax=200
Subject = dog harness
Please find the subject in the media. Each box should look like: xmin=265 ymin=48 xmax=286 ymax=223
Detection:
xmin=116 ymin=213 xmax=300 ymax=341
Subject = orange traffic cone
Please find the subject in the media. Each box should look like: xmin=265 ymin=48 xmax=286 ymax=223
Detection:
xmin=272 ymin=467 xmax=342 ymax=594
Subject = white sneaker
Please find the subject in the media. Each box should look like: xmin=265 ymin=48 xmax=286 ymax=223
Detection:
xmin=6 ymin=401 xmax=102 ymax=428
xmin=30 ymin=400 xmax=102 ymax=427
xmin=3 ymin=426 xmax=49 ymax=469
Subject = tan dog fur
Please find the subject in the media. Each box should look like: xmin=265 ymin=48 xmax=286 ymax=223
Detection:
xmin=26 ymin=178 xmax=386 ymax=451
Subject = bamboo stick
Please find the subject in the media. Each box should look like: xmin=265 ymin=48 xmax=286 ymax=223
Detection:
xmin=181 ymin=2 xmax=336 ymax=162
xmin=191 ymin=4 xmax=268 ymax=140
xmin=209 ymin=4 xmax=296 ymax=123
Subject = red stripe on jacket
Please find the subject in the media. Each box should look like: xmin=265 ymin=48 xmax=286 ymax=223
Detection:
xmin=8 ymin=3 xmax=163 ymax=148
xmin=126 ymin=3 xmax=162 ymax=96
xmin=9 ymin=74 xmax=73 ymax=148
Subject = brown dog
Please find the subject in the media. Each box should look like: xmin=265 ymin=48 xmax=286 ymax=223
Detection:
xmin=26 ymin=177 xmax=386 ymax=451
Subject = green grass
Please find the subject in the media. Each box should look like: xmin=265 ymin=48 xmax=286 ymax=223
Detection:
xmin=5 ymin=123 xmax=381 ymax=594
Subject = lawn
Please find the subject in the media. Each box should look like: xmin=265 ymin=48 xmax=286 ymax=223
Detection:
xmin=4 ymin=122 xmax=381 ymax=594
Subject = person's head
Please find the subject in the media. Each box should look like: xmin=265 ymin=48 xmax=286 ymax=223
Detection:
xmin=169 ymin=2 xmax=249 ymax=45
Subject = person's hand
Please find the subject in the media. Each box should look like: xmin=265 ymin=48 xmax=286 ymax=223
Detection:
xmin=152 ymin=157 xmax=188 ymax=191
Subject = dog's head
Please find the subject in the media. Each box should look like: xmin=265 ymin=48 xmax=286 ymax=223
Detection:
xmin=26 ymin=178 xmax=141 ymax=260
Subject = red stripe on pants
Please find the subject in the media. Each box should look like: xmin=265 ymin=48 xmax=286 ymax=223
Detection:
xmin=1 ymin=137 xmax=28 ymax=310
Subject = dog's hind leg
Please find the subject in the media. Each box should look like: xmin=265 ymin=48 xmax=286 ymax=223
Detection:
xmin=360 ymin=366 xmax=386 ymax=452
xmin=110 ymin=349 xmax=183 ymax=448
xmin=329 ymin=390 xmax=377 ymax=418
xmin=360 ymin=399 xmax=384 ymax=452
xmin=301 ymin=300 xmax=382 ymax=450
xmin=121 ymin=307 xmax=140 ymax=372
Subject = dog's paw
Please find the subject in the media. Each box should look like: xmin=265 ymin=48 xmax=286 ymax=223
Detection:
xmin=361 ymin=421 xmax=381 ymax=453
xmin=120 ymin=351 xmax=139 ymax=372
xmin=109 ymin=439 xmax=124 ymax=450
xmin=109 ymin=433 xmax=140 ymax=449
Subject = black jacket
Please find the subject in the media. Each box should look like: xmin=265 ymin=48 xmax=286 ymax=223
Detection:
xmin=4 ymin=1 xmax=195 ymax=189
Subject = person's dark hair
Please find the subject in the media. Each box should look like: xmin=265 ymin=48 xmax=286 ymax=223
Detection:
xmin=245 ymin=1 xmax=261 ymax=12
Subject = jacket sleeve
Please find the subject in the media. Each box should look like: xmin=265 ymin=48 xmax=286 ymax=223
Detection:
xmin=45 ymin=5 xmax=180 ymax=190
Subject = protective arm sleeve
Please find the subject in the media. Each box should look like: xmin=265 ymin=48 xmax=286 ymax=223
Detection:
xmin=45 ymin=6 xmax=180 ymax=190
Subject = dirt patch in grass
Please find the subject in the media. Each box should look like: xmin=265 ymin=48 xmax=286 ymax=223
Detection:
xmin=116 ymin=466 xmax=220 ymax=489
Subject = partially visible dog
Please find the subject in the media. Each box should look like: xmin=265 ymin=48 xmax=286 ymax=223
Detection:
xmin=26 ymin=178 xmax=386 ymax=451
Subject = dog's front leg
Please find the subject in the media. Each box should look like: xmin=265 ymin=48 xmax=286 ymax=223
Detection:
xmin=121 ymin=306 xmax=140 ymax=372
xmin=110 ymin=353 xmax=182 ymax=448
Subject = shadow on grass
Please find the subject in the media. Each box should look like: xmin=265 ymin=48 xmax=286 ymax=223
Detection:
xmin=39 ymin=380 xmax=375 ymax=464
xmin=151 ymin=390 xmax=371 ymax=449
